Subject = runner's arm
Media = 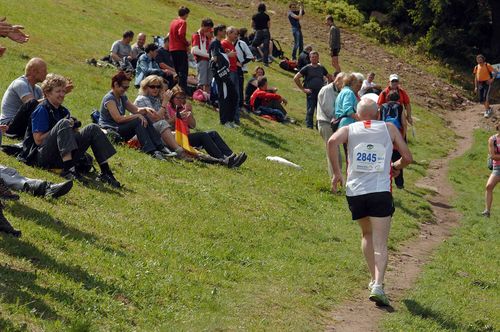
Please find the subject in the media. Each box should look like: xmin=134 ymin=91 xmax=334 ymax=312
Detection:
xmin=327 ymin=126 xmax=348 ymax=191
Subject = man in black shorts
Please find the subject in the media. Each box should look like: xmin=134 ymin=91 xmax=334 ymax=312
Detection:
xmin=326 ymin=15 xmax=341 ymax=72
xmin=251 ymin=3 xmax=271 ymax=66
xmin=327 ymin=98 xmax=413 ymax=306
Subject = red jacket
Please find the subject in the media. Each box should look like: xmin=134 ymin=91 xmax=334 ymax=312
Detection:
xmin=169 ymin=18 xmax=189 ymax=51
xmin=250 ymin=89 xmax=282 ymax=110
xmin=221 ymin=39 xmax=237 ymax=72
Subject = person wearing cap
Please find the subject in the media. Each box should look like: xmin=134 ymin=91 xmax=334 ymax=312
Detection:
xmin=192 ymin=18 xmax=214 ymax=93
xmin=377 ymin=74 xmax=412 ymax=126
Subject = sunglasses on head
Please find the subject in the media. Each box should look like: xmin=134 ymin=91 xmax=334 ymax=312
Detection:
xmin=148 ymin=85 xmax=162 ymax=89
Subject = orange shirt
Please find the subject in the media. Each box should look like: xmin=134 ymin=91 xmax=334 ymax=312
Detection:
xmin=473 ymin=63 xmax=494 ymax=82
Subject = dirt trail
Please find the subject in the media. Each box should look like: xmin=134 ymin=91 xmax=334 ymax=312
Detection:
xmin=194 ymin=1 xmax=498 ymax=330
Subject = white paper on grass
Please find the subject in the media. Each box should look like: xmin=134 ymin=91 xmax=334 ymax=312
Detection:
xmin=266 ymin=156 xmax=302 ymax=169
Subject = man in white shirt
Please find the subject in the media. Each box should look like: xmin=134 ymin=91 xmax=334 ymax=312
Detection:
xmin=359 ymin=72 xmax=382 ymax=96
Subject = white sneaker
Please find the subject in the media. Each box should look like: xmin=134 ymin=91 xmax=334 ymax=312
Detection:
xmin=368 ymin=280 xmax=375 ymax=291
xmin=224 ymin=122 xmax=234 ymax=128
xmin=484 ymin=108 xmax=493 ymax=118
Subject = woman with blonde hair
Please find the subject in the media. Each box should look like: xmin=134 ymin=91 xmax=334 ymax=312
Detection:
xmin=134 ymin=75 xmax=191 ymax=160
xmin=335 ymin=72 xmax=364 ymax=129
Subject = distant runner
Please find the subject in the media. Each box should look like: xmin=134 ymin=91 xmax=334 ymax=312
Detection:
xmin=327 ymin=98 xmax=412 ymax=307
xmin=473 ymin=54 xmax=497 ymax=118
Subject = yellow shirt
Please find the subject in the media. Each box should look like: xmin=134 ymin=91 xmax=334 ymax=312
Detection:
xmin=473 ymin=63 xmax=494 ymax=82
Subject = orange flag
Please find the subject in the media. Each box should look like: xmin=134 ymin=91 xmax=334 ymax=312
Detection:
xmin=175 ymin=116 xmax=198 ymax=155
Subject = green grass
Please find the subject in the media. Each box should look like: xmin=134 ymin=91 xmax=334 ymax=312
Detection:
xmin=0 ymin=0 xmax=456 ymax=330
xmin=382 ymin=130 xmax=500 ymax=332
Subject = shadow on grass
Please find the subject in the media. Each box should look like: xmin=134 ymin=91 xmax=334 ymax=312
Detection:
xmin=0 ymin=264 xmax=67 ymax=322
xmin=404 ymin=299 xmax=463 ymax=331
xmin=0 ymin=237 xmax=121 ymax=294
xmin=240 ymin=127 xmax=291 ymax=151
xmin=393 ymin=199 xmax=422 ymax=219
xmin=8 ymin=202 xmax=125 ymax=257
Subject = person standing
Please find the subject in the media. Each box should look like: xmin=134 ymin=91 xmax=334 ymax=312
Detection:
xmin=222 ymin=26 xmax=241 ymax=125
xmin=328 ymin=98 xmax=413 ymax=307
xmin=317 ymin=72 xmax=344 ymax=178
xmin=251 ymin=3 xmax=271 ymax=67
xmin=191 ymin=18 xmax=214 ymax=93
xmin=169 ymin=6 xmax=190 ymax=92
xmin=483 ymin=123 xmax=500 ymax=218
xmin=209 ymin=24 xmax=238 ymax=128
xmin=288 ymin=1 xmax=304 ymax=61
xmin=326 ymin=15 xmax=341 ymax=73
xmin=377 ymin=74 xmax=413 ymax=126
xmin=235 ymin=28 xmax=255 ymax=110
xmin=293 ymin=51 xmax=329 ymax=129
xmin=473 ymin=54 xmax=497 ymax=118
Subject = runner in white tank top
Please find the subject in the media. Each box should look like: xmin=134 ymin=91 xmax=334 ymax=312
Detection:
xmin=346 ymin=120 xmax=393 ymax=197
xmin=327 ymin=98 xmax=412 ymax=307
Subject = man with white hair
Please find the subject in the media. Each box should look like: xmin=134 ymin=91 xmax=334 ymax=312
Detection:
xmin=328 ymin=98 xmax=413 ymax=307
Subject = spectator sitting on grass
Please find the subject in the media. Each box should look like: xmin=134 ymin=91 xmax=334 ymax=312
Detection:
xmin=249 ymin=76 xmax=288 ymax=122
xmin=134 ymin=75 xmax=193 ymax=161
xmin=297 ymin=44 xmax=312 ymax=70
xmin=155 ymin=35 xmax=177 ymax=89
xmin=244 ymin=66 xmax=277 ymax=108
xmin=131 ymin=32 xmax=146 ymax=67
xmin=135 ymin=43 xmax=173 ymax=88
xmin=98 ymin=71 xmax=175 ymax=161
xmin=110 ymin=30 xmax=134 ymax=65
xmin=166 ymin=87 xmax=247 ymax=168
xmin=30 ymin=74 xmax=120 ymax=187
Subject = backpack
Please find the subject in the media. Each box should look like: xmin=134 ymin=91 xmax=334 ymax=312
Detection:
xmin=271 ymin=39 xmax=285 ymax=59
xmin=279 ymin=58 xmax=298 ymax=72
xmin=380 ymin=101 xmax=403 ymax=129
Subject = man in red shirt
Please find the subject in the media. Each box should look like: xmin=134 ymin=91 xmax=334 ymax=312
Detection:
xmin=221 ymin=26 xmax=241 ymax=125
xmin=377 ymin=74 xmax=413 ymax=126
xmin=191 ymin=18 xmax=214 ymax=93
xmin=169 ymin=6 xmax=190 ymax=92
xmin=250 ymin=76 xmax=288 ymax=122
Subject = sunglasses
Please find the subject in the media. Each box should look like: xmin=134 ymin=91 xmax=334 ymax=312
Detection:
xmin=391 ymin=80 xmax=399 ymax=83
xmin=174 ymin=95 xmax=186 ymax=100
xmin=121 ymin=85 xmax=130 ymax=90
xmin=148 ymin=85 xmax=162 ymax=89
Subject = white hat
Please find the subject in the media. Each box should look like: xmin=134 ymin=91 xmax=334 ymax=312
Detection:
xmin=389 ymin=74 xmax=399 ymax=81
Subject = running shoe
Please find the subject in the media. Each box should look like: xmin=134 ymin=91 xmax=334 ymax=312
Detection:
xmin=369 ymin=285 xmax=391 ymax=307
xmin=484 ymin=108 xmax=493 ymax=118
xmin=368 ymin=280 xmax=375 ymax=291
xmin=481 ymin=209 xmax=490 ymax=218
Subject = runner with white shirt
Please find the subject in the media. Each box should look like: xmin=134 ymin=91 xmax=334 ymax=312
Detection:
xmin=327 ymin=98 xmax=413 ymax=306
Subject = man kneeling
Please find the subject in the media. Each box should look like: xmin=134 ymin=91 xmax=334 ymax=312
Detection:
xmin=31 ymin=74 xmax=121 ymax=187
xmin=328 ymin=98 xmax=412 ymax=306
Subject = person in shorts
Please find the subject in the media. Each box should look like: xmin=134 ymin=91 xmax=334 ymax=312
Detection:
xmin=327 ymin=98 xmax=413 ymax=307
xmin=326 ymin=15 xmax=341 ymax=72
xmin=473 ymin=54 xmax=497 ymax=118
xmin=483 ymin=123 xmax=500 ymax=218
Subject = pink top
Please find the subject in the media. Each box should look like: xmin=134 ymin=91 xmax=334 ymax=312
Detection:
xmin=167 ymin=103 xmax=191 ymax=134
xmin=492 ymin=135 xmax=500 ymax=167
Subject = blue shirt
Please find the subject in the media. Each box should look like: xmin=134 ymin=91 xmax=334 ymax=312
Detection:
xmin=31 ymin=99 xmax=70 ymax=133
xmin=335 ymin=86 xmax=358 ymax=128
xmin=99 ymin=91 xmax=128 ymax=129
xmin=135 ymin=53 xmax=163 ymax=86
xmin=288 ymin=10 xmax=303 ymax=29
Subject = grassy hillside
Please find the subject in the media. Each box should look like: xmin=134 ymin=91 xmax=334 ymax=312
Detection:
xmin=0 ymin=0 xmax=455 ymax=330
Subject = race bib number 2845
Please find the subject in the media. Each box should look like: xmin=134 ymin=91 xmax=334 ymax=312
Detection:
xmin=351 ymin=143 xmax=386 ymax=172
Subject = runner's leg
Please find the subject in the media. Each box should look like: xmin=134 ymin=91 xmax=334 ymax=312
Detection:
xmin=357 ymin=217 xmax=375 ymax=281
xmin=370 ymin=216 xmax=392 ymax=286
xmin=485 ymin=174 xmax=499 ymax=211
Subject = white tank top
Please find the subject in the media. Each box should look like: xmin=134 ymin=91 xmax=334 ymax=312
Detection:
xmin=346 ymin=120 xmax=393 ymax=196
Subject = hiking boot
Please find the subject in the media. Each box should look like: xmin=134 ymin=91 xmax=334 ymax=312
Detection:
xmin=97 ymin=173 xmax=121 ymax=188
xmin=151 ymin=150 xmax=167 ymax=161
xmin=0 ymin=206 xmax=21 ymax=237
xmin=481 ymin=209 xmax=490 ymax=218
xmin=225 ymin=154 xmax=238 ymax=168
xmin=233 ymin=152 xmax=248 ymax=168
xmin=484 ymin=108 xmax=493 ymax=118
xmin=0 ymin=178 xmax=20 ymax=201
xmin=44 ymin=180 xmax=73 ymax=198
xmin=369 ymin=285 xmax=390 ymax=307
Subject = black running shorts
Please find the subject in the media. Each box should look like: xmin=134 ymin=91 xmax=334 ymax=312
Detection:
xmin=478 ymin=81 xmax=491 ymax=103
xmin=346 ymin=192 xmax=395 ymax=220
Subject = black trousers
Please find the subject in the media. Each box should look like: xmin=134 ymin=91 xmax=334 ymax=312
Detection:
xmin=37 ymin=120 xmax=116 ymax=168
xmin=170 ymin=50 xmax=188 ymax=92
xmin=5 ymin=99 xmax=40 ymax=138
xmin=251 ymin=29 xmax=270 ymax=64
xmin=215 ymin=79 xmax=237 ymax=124
xmin=188 ymin=131 xmax=232 ymax=159
xmin=115 ymin=118 xmax=163 ymax=154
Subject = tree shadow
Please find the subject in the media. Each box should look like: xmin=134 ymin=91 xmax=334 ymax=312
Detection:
xmin=8 ymin=202 xmax=125 ymax=257
xmin=240 ymin=127 xmax=291 ymax=151
xmin=404 ymin=299 xmax=463 ymax=331
xmin=393 ymin=199 xmax=421 ymax=219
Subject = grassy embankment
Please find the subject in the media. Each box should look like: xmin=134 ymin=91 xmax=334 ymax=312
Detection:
xmin=0 ymin=0 xmax=452 ymax=330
